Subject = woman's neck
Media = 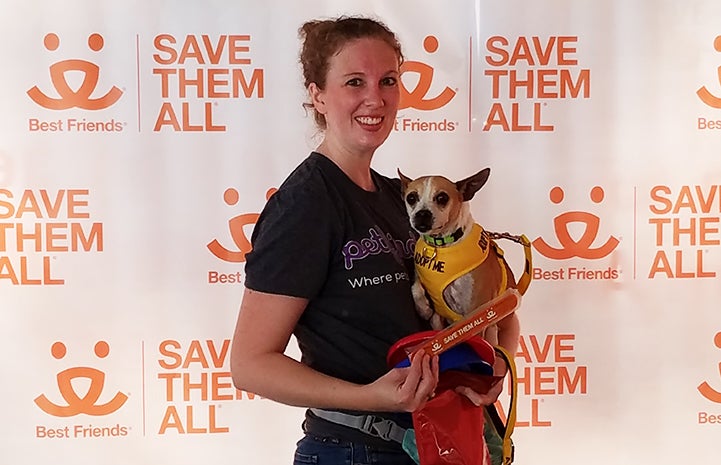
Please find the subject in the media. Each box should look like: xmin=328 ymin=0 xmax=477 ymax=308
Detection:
xmin=316 ymin=140 xmax=376 ymax=191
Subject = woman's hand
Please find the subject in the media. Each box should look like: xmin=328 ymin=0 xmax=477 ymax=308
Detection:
xmin=366 ymin=351 xmax=439 ymax=412
xmin=454 ymin=354 xmax=508 ymax=406
xmin=455 ymin=379 xmax=503 ymax=407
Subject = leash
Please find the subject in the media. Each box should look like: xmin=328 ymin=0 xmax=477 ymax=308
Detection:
xmin=486 ymin=345 xmax=518 ymax=465
xmin=486 ymin=231 xmax=533 ymax=296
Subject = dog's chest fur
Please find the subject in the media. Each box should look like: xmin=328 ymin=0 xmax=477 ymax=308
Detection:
xmin=443 ymin=272 xmax=476 ymax=314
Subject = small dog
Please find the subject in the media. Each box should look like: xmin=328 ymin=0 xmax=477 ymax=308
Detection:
xmin=398 ymin=168 xmax=528 ymax=332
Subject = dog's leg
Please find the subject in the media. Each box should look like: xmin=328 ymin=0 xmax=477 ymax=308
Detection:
xmin=411 ymin=279 xmax=444 ymax=329
xmin=428 ymin=313 xmax=444 ymax=330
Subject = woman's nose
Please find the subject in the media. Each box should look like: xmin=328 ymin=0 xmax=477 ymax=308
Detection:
xmin=363 ymin=85 xmax=384 ymax=106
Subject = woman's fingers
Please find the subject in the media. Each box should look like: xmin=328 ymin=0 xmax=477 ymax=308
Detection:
xmin=455 ymin=378 xmax=504 ymax=406
xmin=398 ymin=351 xmax=439 ymax=408
xmin=455 ymin=385 xmax=484 ymax=406
xmin=367 ymin=351 xmax=442 ymax=412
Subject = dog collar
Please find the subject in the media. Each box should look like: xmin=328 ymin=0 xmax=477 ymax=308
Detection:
xmin=422 ymin=227 xmax=464 ymax=246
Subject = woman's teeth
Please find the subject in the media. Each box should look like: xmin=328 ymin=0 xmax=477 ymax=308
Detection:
xmin=356 ymin=116 xmax=382 ymax=125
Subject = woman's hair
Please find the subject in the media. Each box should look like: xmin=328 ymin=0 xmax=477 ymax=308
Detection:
xmin=298 ymin=16 xmax=404 ymax=129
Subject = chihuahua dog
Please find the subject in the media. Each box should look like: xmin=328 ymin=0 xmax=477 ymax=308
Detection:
xmin=398 ymin=168 xmax=524 ymax=331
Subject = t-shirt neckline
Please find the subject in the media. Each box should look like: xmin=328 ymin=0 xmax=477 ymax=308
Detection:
xmin=310 ymin=151 xmax=384 ymax=196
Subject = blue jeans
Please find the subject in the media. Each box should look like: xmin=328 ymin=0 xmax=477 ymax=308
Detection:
xmin=293 ymin=434 xmax=415 ymax=465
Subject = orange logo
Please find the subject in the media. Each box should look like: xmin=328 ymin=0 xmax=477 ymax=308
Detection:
xmin=533 ymin=186 xmax=619 ymax=260
xmin=27 ymin=33 xmax=123 ymax=110
xmin=698 ymin=332 xmax=721 ymax=403
xmin=697 ymin=35 xmax=721 ymax=108
xmin=399 ymin=35 xmax=456 ymax=110
xmin=34 ymin=341 xmax=128 ymax=417
xmin=207 ymin=187 xmax=276 ymax=262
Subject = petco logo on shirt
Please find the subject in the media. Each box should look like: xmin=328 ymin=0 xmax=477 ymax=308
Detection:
xmin=150 ymin=34 xmax=265 ymax=132
xmin=696 ymin=35 xmax=721 ymax=130
xmin=532 ymin=186 xmax=621 ymax=282
xmin=34 ymin=341 xmax=131 ymax=439
xmin=483 ymin=35 xmax=590 ymax=132
xmin=396 ymin=35 xmax=461 ymax=133
xmin=0 ymin=188 xmax=103 ymax=285
xmin=26 ymin=33 xmax=128 ymax=133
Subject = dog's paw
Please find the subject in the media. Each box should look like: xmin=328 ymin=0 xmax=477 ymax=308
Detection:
xmin=411 ymin=280 xmax=437 ymax=322
xmin=429 ymin=313 xmax=445 ymax=330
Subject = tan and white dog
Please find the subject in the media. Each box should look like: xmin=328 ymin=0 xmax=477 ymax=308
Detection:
xmin=398 ymin=168 xmax=531 ymax=333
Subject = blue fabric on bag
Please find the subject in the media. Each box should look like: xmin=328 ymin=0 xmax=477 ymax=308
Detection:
xmin=393 ymin=343 xmax=494 ymax=376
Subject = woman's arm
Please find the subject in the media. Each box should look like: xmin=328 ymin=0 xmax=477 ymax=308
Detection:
xmin=230 ymin=288 xmax=438 ymax=412
xmin=495 ymin=311 xmax=520 ymax=358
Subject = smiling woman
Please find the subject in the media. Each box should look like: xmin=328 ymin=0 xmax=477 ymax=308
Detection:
xmin=298 ymin=19 xmax=405 ymax=190
xmin=229 ymin=16 xmax=437 ymax=465
xmin=306 ymin=37 xmax=400 ymax=177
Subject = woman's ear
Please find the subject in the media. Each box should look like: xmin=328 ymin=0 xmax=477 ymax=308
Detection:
xmin=308 ymin=83 xmax=326 ymax=114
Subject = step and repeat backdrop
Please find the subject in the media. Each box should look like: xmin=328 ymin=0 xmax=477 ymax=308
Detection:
xmin=1 ymin=0 xmax=720 ymax=464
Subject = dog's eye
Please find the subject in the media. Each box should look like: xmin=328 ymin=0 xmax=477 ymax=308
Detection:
xmin=435 ymin=192 xmax=449 ymax=206
xmin=406 ymin=192 xmax=419 ymax=206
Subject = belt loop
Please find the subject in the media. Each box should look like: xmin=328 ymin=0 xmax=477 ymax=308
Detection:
xmin=350 ymin=442 xmax=370 ymax=464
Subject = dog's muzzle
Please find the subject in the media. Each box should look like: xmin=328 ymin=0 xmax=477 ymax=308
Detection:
xmin=412 ymin=209 xmax=433 ymax=232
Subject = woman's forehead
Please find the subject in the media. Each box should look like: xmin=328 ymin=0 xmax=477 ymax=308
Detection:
xmin=328 ymin=38 xmax=400 ymax=74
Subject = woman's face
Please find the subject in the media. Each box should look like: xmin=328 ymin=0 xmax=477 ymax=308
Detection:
xmin=310 ymin=37 xmax=401 ymax=157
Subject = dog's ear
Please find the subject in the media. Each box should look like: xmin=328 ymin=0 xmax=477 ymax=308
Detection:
xmin=397 ymin=169 xmax=413 ymax=193
xmin=456 ymin=168 xmax=490 ymax=201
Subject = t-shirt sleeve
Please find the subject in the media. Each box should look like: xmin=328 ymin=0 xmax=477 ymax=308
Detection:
xmin=244 ymin=187 xmax=335 ymax=299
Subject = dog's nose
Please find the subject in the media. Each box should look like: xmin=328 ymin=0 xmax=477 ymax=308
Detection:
xmin=413 ymin=210 xmax=433 ymax=232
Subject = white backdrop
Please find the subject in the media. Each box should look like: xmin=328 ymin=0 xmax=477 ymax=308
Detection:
xmin=1 ymin=1 xmax=721 ymax=464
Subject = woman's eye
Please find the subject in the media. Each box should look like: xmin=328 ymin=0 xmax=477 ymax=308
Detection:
xmin=346 ymin=78 xmax=363 ymax=87
xmin=381 ymin=77 xmax=397 ymax=87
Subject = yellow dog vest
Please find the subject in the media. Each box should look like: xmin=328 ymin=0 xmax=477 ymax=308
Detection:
xmin=414 ymin=224 xmax=508 ymax=323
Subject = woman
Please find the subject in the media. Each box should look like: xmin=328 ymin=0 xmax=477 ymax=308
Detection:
xmin=231 ymin=17 xmax=518 ymax=465
xmin=230 ymin=16 xmax=439 ymax=465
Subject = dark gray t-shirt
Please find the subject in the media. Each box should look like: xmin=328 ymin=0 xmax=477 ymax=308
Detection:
xmin=245 ymin=152 xmax=427 ymax=384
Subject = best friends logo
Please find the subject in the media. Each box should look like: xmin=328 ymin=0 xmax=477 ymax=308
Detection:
xmin=206 ymin=187 xmax=276 ymax=285
xmin=26 ymin=33 xmax=127 ymax=133
xmin=698 ymin=332 xmax=721 ymax=403
xmin=34 ymin=341 xmax=130 ymax=439
xmin=696 ymin=35 xmax=721 ymax=130
xmin=697 ymin=332 xmax=721 ymax=425
xmin=532 ymin=186 xmax=621 ymax=281
xmin=396 ymin=35 xmax=460 ymax=133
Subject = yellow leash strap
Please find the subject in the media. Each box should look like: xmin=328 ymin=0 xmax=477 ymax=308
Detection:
xmin=489 ymin=232 xmax=533 ymax=296
xmin=515 ymin=234 xmax=532 ymax=296
xmin=486 ymin=345 xmax=518 ymax=465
